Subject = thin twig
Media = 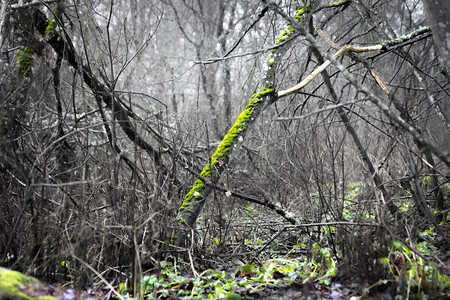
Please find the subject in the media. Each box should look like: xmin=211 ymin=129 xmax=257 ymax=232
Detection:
xmin=188 ymin=229 xmax=199 ymax=277
xmin=275 ymin=98 xmax=370 ymax=121
xmin=284 ymin=221 xmax=378 ymax=228
xmin=194 ymin=35 xmax=300 ymax=65
xmin=71 ymin=253 xmax=125 ymax=300
xmin=10 ymin=0 xmax=61 ymax=10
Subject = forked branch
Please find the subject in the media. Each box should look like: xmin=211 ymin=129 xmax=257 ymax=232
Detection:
xmin=277 ymin=44 xmax=382 ymax=98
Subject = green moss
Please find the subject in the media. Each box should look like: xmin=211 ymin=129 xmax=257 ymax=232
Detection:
xmin=380 ymin=26 xmax=430 ymax=47
xmin=178 ymin=3 xmax=306 ymax=220
xmin=178 ymin=89 xmax=274 ymax=216
xmin=16 ymin=48 xmax=33 ymax=77
xmin=294 ymin=5 xmax=311 ymax=20
xmin=274 ymin=6 xmax=307 ymax=46
xmin=45 ymin=19 xmax=57 ymax=38
xmin=45 ymin=4 xmax=62 ymax=39
xmin=0 ymin=267 xmax=58 ymax=300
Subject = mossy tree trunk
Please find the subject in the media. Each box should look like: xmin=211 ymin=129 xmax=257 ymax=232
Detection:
xmin=175 ymin=5 xmax=312 ymax=237
xmin=175 ymin=0 xmax=449 ymax=238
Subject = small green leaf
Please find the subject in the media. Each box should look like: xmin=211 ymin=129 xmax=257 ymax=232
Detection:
xmin=227 ymin=292 xmax=242 ymax=300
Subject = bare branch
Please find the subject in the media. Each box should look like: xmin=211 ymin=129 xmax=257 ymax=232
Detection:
xmin=10 ymin=0 xmax=61 ymax=10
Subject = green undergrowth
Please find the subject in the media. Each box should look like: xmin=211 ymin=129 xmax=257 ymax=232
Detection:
xmin=119 ymin=248 xmax=337 ymax=299
xmin=366 ymin=237 xmax=450 ymax=298
xmin=118 ymin=230 xmax=449 ymax=299
xmin=342 ymin=179 xmax=450 ymax=298
xmin=120 ymin=231 xmax=449 ymax=298
xmin=127 ymin=179 xmax=449 ymax=299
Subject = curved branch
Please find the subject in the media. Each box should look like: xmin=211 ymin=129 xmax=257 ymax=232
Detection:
xmin=31 ymin=9 xmax=163 ymax=165
xmin=176 ymin=4 xmax=312 ymax=230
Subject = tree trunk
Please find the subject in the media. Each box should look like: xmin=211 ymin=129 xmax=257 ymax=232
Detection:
xmin=421 ymin=0 xmax=450 ymax=71
xmin=175 ymin=6 xmax=311 ymax=235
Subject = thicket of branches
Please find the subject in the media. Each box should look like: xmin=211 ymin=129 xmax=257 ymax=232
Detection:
xmin=0 ymin=0 xmax=448 ymax=289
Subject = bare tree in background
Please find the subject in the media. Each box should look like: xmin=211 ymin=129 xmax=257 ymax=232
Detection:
xmin=422 ymin=0 xmax=450 ymax=70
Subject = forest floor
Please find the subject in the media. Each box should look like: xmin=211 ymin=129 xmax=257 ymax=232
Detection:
xmin=9 ymin=254 xmax=449 ymax=300
xmin=14 ymin=276 xmax=386 ymax=300
xmin=14 ymin=275 xmax=447 ymax=300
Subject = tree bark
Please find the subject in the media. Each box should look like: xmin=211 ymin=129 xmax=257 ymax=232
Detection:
xmin=421 ymin=0 xmax=450 ymax=71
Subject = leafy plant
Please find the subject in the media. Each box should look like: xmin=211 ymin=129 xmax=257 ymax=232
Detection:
xmin=376 ymin=237 xmax=450 ymax=298
xmin=118 ymin=254 xmax=343 ymax=299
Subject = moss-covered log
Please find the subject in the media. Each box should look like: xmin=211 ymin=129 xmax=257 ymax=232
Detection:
xmin=0 ymin=267 xmax=57 ymax=300
xmin=177 ymin=88 xmax=276 ymax=227
xmin=176 ymin=5 xmax=312 ymax=231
